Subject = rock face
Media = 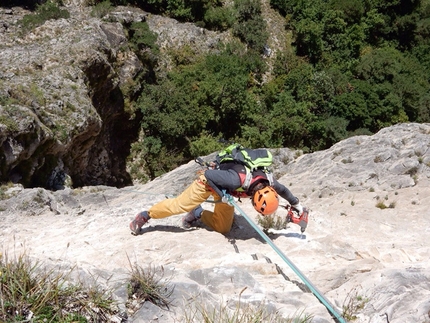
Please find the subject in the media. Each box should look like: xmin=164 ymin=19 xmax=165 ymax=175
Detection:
xmin=0 ymin=5 xmax=144 ymax=188
xmin=1 ymin=123 xmax=430 ymax=323
xmin=0 ymin=4 xmax=229 ymax=189
xmin=1 ymin=4 xmax=430 ymax=323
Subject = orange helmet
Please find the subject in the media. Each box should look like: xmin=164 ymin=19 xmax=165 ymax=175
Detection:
xmin=252 ymin=186 xmax=279 ymax=215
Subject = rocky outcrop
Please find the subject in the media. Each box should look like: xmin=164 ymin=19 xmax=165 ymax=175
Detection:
xmin=1 ymin=123 xmax=430 ymax=323
xmin=0 ymin=5 xmax=144 ymax=189
xmin=0 ymin=4 xmax=232 ymax=190
xmin=285 ymin=122 xmax=430 ymax=197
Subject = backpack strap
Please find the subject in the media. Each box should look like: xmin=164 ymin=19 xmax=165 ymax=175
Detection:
xmin=242 ymin=168 xmax=253 ymax=190
xmin=265 ymin=171 xmax=274 ymax=186
xmin=241 ymin=168 xmax=274 ymax=190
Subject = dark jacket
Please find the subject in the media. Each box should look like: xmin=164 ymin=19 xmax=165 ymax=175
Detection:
xmin=204 ymin=161 xmax=299 ymax=205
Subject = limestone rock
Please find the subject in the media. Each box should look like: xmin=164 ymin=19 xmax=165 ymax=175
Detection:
xmin=1 ymin=123 xmax=430 ymax=323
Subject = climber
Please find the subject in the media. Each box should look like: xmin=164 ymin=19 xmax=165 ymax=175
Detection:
xmin=129 ymin=158 xmax=304 ymax=235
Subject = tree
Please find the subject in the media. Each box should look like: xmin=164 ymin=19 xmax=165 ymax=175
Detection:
xmin=354 ymin=47 xmax=428 ymax=123
xmin=232 ymin=0 xmax=268 ymax=53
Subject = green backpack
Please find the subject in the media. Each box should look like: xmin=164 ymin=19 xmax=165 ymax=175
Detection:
xmin=216 ymin=144 xmax=273 ymax=171
xmin=215 ymin=144 xmax=274 ymax=190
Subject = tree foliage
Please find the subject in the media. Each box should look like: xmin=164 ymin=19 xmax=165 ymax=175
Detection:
xmin=119 ymin=0 xmax=430 ymax=178
xmin=232 ymin=0 xmax=268 ymax=53
xmin=134 ymin=42 xmax=263 ymax=177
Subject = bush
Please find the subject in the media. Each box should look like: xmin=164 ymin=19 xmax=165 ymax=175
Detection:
xmin=204 ymin=5 xmax=235 ymax=31
xmin=19 ymin=1 xmax=70 ymax=32
xmin=257 ymin=213 xmax=288 ymax=233
xmin=90 ymin=0 xmax=113 ymax=18
xmin=188 ymin=131 xmax=224 ymax=157
xmin=232 ymin=0 xmax=268 ymax=53
xmin=127 ymin=21 xmax=159 ymax=60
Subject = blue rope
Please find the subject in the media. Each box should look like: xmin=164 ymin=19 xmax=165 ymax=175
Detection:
xmin=227 ymin=196 xmax=347 ymax=323
xmin=123 ymin=187 xmax=344 ymax=321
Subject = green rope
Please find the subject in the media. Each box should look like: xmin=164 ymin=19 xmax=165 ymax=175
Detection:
xmin=122 ymin=185 xmax=344 ymax=321
xmin=229 ymin=197 xmax=347 ymax=323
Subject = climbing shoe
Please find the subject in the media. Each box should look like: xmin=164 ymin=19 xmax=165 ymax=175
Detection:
xmin=130 ymin=211 xmax=149 ymax=235
xmin=182 ymin=205 xmax=203 ymax=229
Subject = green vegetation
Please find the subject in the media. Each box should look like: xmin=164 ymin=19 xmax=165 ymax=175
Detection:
xmin=0 ymin=182 xmax=14 ymax=200
xmin=127 ymin=21 xmax=159 ymax=62
xmin=8 ymin=0 xmax=430 ymax=181
xmin=0 ymin=115 xmax=19 ymax=133
xmin=257 ymin=213 xmax=288 ymax=233
xmin=3 ymin=252 xmax=311 ymax=322
xmin=19 ymin=1 xmax=70 ymax=32
xmin=233 ymin=0 xmax=268 ymax=53
xmin=0 ymin=92 xmax=18 ymax=107
xmin=127 ymin=262 xmax=174 ymax=310
xmin=183 ymin=288 xmax=313 ymax=322
xmin=90 ymin=0 xmax=226 ymax=23
xmin=52 ymin=123 xmax=69 ymax=142
xmin=132 ymin=40 xmax=264 ymax=177
xmin=0 ymin=253 xmax=119 ymax=322
xmin=0 ymin=252 xmax=177 ymax=322
xmin=90 ymin=0 xmax=113 ymax=17
xmin=376 ymin=201 xmax=387 ymax=209
xmin=127 ymin=0 xmax=430 ymax=179
xmin=7 ymin=84 xmax=46 ymax=107
xmin=203 ymin=5 xmax=235 ymax=31
xmin=342 ymin=287 xmax=369 ymax=321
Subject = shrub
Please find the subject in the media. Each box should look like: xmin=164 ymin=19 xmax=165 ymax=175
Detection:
xmin=232 ymin=0 xmax=268 ymax=52
xmin=188 ymin=131 xmax=223 ymax=157
xmin=375 ymin=201 xmax=387 ymax=209
xmin=19 ymin=1 xmax=70 ymax=32
xmin=127 ymin=21 xmax=159 ymax=62
xmin=342 ymin=286 xmax=369 ymax=321
xmin=257 ymin=213 xmax=288 ymax=233
xmin=204 ymin=6 xmax=235 ymax=31
xmin=90 ymin=0 xmax=113 ymax=18
xmin=0 ymin=115 xmax=19 ymax=133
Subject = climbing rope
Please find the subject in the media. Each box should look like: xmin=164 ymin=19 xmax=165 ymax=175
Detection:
xmin=121 ymin=186 xmax=346 ymax=322
xmin=228 ymin=196 xmax=347 ymax=323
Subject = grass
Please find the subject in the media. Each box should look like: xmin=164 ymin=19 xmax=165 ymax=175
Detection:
xmin=0 ymin=252 xmax=177 ymax=321
xmin=342 ymin=286 xmax=369 ymax=321
xmin=1 ymin=251 xmax=318 ymax=322
xmin=375 ymin=197 xmax=396 ymax=209
xmin=257 ymin=213 xmax=288 ymax=233
xmin=0 ymin=182 xmax=15 ymax=201
xmin=0 ymin=252 xmax=120 ymax=322
xmin=0 ymin=115 xmax=19 ymax=133
xmin=90 ymin=0 xmax=113 ymax=18
xmin=375 ymin=201 xmax=387 ymax=209
xmin=183 ymin=287 xmax=313 ymax=323
xmin=126 ymin=254 xmax=175 ymax=312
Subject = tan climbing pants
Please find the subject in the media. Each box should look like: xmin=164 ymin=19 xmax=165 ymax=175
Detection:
xmin=148 ymin=174 xmax=235 ymax=233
